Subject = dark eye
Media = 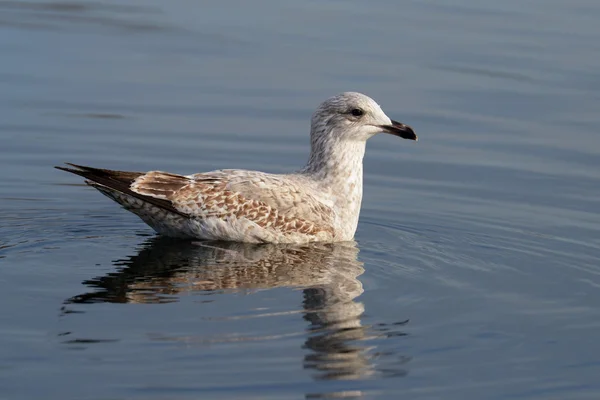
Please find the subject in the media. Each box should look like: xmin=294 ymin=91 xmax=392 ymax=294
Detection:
xmin=350 ymin=108 xmax=364 ymax=117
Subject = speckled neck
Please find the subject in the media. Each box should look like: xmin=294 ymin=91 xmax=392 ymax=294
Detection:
xmin=300 ymin=129 xmax=366 ymax=240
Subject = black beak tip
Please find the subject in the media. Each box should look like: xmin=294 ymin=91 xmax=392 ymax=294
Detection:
xmin=402 ymin=125 xmax=418 ymax=141
xmin=383 ymin=120 xmax=418 ymax=141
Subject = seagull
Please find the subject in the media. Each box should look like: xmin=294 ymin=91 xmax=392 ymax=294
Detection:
xmin=56 ymin=92 xmax=417 ymax=243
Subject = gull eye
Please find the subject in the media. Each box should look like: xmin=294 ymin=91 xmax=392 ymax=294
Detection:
xmin=350 ymin=108 xmax=364 ymax=117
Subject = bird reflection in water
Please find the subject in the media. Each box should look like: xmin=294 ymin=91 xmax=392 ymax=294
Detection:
xmin=65 ymin=237 xmax=410 ymax=380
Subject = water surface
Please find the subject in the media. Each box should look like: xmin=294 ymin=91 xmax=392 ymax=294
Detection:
xmin=1 ymin=1 xmax=600 ymax=399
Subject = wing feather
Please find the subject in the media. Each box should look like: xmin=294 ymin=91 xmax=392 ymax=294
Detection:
xmin=57 ymin=165 xmax=335 ymax=237
xmin=55 ymin=164 xmax=187 ymax=216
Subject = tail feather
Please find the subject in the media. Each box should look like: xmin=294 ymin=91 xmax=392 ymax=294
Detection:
xmin=55 ymin=163 xmax=143 ymax=182
xmin=55 ymin=163 xmax=187 ymax=217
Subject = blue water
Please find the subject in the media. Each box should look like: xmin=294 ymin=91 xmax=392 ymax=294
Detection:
xmin=1 ymin=1 xmax=600 ymax=399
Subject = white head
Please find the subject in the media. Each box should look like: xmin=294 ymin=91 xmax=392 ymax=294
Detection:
xmin=310 ymin=92 xmax=417 ymax=143
xmin=302 ymin=93 xmax=416 ymax=238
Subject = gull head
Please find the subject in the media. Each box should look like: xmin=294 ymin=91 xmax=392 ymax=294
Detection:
xmin=311 ymin=92 xmax=417 ymax=142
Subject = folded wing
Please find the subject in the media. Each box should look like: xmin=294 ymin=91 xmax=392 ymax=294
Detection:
xmin=57 ymin=164 xmax=334 ymax=237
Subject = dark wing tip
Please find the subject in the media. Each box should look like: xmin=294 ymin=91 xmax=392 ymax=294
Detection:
xmin=55 ymin=163 xmax=103 ymax=172
xmin=54 ymin=163 xmax=188 ymax=217
xmin=55 ymin=163 xmax=90 ymax=178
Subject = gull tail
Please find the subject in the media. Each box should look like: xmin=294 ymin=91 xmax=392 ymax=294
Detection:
xmin=55 ymin=163 xmax=186 ymax=217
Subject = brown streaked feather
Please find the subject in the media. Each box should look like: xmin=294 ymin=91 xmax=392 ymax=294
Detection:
xmin=130 ymin=171 xmax=193 ymax=200
xmin=57 ymin=164 xmax=334 ymax=238
xmin=189 ymin=171 xmax=336 ymax=228
xmin=133 ymin=172 xmax=334 ymax=236
xmin=55 ymin=163 xmax=188 ymax=217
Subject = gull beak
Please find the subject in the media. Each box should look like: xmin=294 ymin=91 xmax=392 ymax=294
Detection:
xmin=380 ymin=120 xmax=417 ymax=141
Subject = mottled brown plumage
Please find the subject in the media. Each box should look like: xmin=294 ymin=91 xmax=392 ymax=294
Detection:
xmin=56 ymin=163 xmax=335 ymax=241
xmin=55 ymin=163 xmax=186 ymax=216
xmin=132 ymin=170 xmax=334 ymax=236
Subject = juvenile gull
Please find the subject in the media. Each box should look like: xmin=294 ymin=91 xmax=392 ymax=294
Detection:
xmin=56 ymin=92 xmax=417 ymax=243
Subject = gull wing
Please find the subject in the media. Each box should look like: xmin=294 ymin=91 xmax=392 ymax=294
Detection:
xmin=56 ymin=164 xmax=334 ymax=237
xmin=190 ymin=170 xmax=335 ymax=226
